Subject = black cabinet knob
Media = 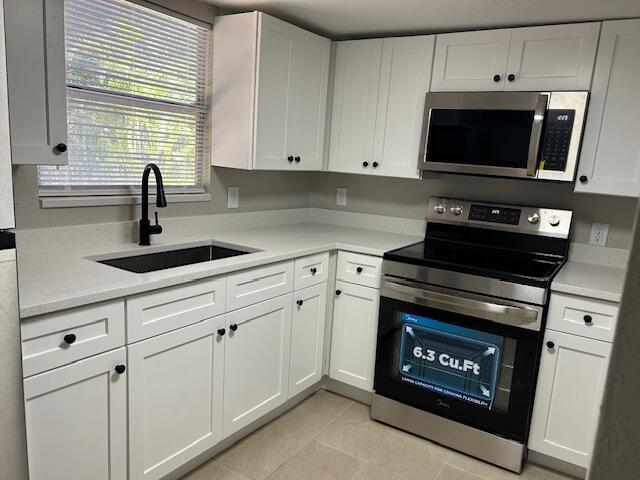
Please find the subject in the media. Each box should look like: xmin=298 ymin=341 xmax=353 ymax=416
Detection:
xmin=287 ymin=156 xmax=294 ymax=163
xmin=362 ymin=161 xmax=369 ymax=167
xmin=356 ymin=267 xmax=363 ymax=274
xmin=63 ymin=333 xmax=77 ymax=345
xmin=372 ymin=162 xmax=379 ymax=168
xmin=579 ymin=175 xmax=588 ymax=184
xmin=54 ymin=143 xmax=67 ymax=153
xmin=493 ymin=74 xmax=501 ymax=82
xmin=335 ymin=289 xmax=342 ymax=296
xmin=583 ymin=315 xmax=593 ymax=324
xmin=507 ymin=74 xmax=515 ymax=82
xmin=229 ymin=324 xmax=238 ymax=332
xmin=115 ymin=365 xmax=126 ymax=374
xmin=296 ymin=299 xmax=304 ymax=306
xmin=310 ymin=267 xmax=317 ymax=275
xmin=217 ymin=328 xmax=226 ymax=336
xmin=294 ymin=156 xmax=301 ymax=163
xmin=546 ymin=341 xmax=555 ymax=349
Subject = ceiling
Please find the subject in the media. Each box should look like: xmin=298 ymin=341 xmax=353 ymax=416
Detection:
xmin=207 ymin=0 xmax=640 ymax=38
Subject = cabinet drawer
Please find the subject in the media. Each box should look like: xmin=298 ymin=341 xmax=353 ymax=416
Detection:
xmin=226 ymin=261 xmax=294 ymax=311
xmin=294 ymin=253 xmax=329 ymax=290
xmin=336 ymin=251 xmax=382 ymax=288
xmin=547 ymin=293 xmax=618 ymax=342
xmin=21 ymin=300 xmax=125 ymax=377
xmin=127 ymin=277 xmax=226 ymax=343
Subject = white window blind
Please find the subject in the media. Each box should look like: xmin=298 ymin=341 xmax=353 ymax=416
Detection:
xmin=38 ymin=0 xmax=211 ymax=196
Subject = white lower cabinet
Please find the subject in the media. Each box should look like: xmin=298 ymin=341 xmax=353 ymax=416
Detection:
xmin=329 ymin=280 xmax=380 ymax=391
xmin=223 ymin=294 xmax=293 ymax=436
xmin=127 ymin=316 xmax=225 ymax=480
xmin=23 ymin=348 xmax=127 ymax=480
xmin=529 ymin=330 xmax=612 ymax=468
xmin=289 ymin=283 xmax=327 ymax=397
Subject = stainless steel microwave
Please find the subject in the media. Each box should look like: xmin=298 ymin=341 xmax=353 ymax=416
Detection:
xmin=420 ymin=91 xmax=588 ymax=182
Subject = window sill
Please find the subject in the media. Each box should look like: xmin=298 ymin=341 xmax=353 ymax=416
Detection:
xmin=39 ymin=192 xmax=211 ymax=208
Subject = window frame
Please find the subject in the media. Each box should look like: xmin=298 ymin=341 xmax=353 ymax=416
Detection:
xmin=38 ymin=0 xmax=213 ymax=207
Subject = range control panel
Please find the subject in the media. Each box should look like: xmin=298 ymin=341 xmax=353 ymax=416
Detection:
xmin=427 ymin=197 xmax=572 ymax=239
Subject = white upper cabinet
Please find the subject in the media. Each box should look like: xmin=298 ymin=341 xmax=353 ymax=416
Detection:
xmin=329 ymin=36 xmax=434 ymax=178
xmin=4 ymin=0 xmax=68 ymax=165
xmin=372 ymin=36 xmax=435 ymax=179
xmin=576 ymin=19 xmax=640 ymax=197
xmin=504 ymin=23 xmax=600 ymax=91
xmin=212 ymin=12 xmax=330 ymax=171
xmin=432 ymin=29 xmax=511 ymax=91
xmin=328 ymin=39 xmax=383 ymax=175
xmin=432 ymin=23 xmax=599 ymax=92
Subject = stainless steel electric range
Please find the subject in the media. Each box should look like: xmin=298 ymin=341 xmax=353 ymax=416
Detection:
xmin=371 ymin=197 xmax=572 ymax=473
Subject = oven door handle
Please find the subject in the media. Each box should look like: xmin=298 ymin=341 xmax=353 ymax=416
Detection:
xmin=526 ymin=93 xmax=549 ymax=177
xmin=382 ymin=280 xmax=541 ymax=329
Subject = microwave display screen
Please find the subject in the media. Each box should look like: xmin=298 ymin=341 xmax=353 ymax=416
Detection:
xmin=398 ymin=312 xmax=505 ymax=410
xmin=426 ymin=109 xmax=535 ymax=169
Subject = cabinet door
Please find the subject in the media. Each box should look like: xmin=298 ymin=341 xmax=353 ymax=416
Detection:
xmin=575 ymin=19 xmax=640 ymax=197
xmin=224 ymin=294 xmax=292 ymax=436
xmin=329 ymin=281 xmax=379 ymax=391
xmin=289 ymin=283 xmax=327 ymax=397
xmin=505 ymin=23 xmax=600 ymax=91
xmin=431 ymin=29 xmax=511 ymax=92
xmin=372 ymin=36 xmax=434 ymax=179
xmin=328 ymin=39 xmax=383 ymax=174
xmin=23 ymin=348 xmax=127 ymax=480
xmin=4 ymin=0 xmax=68 ymax=165
xmin=128 ymin=317 xmax=225 ymax=480
xmin=254 ymin=14 xmax=295 ymax=170
xmin=287 ymin=29 xmax=330 ymax=170
xmin=528 ymin=330 xmax=611 ymax=468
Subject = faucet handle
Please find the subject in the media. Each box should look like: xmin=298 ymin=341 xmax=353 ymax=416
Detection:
xmin=149 ymin=211 xmax=163 ymax=235
xmin=154 ymin=211 xmax=159 ymax=226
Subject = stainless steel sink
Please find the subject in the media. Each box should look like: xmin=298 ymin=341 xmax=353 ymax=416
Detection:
xmin=96 ymin=243 xmax=256 ymax=273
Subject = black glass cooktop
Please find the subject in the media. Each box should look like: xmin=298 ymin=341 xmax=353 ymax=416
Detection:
xmin=385 ymin=223 xmax=568 ymax=288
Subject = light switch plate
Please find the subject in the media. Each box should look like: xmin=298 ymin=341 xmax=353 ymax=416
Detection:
xmin=590 ymin=222 xmax=609 ymax=246
xmin=227 ymin=186 xmax=239 ymax=209
xmin=336 ymin=187 xmax=347 ymax=207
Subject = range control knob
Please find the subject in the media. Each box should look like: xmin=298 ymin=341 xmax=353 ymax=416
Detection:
xmin=450 ymin=205 xmax=463 ymax=216
xmin=527 ymin=213 xmax=540 ymax=225
xmin=434 ymin=204 xmax=446 ymax=214
xmin=549 ymin=215 xmax=561 ymax=227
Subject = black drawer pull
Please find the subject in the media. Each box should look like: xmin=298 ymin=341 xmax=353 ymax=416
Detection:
xmin=310 ymin=267 xmax=317 ymax=275
xmin=583 ymin=315 xmax=593 ymax=324
xmin=356 ymin=267 xmax=363 ymax=274
xmin=217 ymin=328 xmax=226 ymax=336
xmin=335 ymin=289 xmax=342 ymax=296
xmin=546 ymin=341 xmax=555 ymax=349
xmin=493 ymin=74 xmax=501 ymax=82
xmin=63 ymin=333 xmax=77 ymax=345
xmin=115 ymin=365 xmax=126 ymax=374
xmin=229 ymin=324 xmax=238 ymax=332
xmin=54 ymin=143 xmax=67 ymax=154
xmin=296 ymin=299 xmax=304 ymax=306
xmin=287 ymin=156 xmax=294 ymax=163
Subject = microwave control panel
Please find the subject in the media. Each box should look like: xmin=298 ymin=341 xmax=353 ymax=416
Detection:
xmin=539 ymin=109 xmax=575 ymax=171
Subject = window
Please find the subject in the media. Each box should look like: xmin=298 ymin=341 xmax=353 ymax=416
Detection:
xmin=38 ymin=0 xmax=211 ymax=200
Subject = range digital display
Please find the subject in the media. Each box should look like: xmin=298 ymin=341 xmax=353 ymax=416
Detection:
xmin=399 ymin=313 xmax=503 ymax=410
xmin=468 ymin=204 xmax=521 ymax=225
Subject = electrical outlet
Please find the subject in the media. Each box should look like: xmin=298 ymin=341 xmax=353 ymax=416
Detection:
xmin=336 ymin=187 xmax=347 ymax=207
xmin=227 ymin=186 xmax=239 ymax=209
xmin=590 ymin=222 xmax=609 ymax=246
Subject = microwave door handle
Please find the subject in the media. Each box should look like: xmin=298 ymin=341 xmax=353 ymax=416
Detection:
xmin=526 ymin=93 xmax=549 ymax=177
xmin=382 ymin=280 xmax=541 ymax=328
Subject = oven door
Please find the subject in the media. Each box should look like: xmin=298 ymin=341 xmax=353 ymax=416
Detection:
xmin=374 ymin=278 xmax=544 ymax=443
xmin=420 ymin=92 xmax=548 ymax=179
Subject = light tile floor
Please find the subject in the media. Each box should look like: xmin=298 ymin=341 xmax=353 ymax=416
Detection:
xmin=181 ymin=390 xmax=576 ymax=480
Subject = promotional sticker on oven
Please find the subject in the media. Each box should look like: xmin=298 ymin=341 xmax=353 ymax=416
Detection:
xmin=398 ymin=312 xmax=503 ymax=410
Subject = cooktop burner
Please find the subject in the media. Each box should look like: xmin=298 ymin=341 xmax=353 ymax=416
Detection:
xmin=384 ymin=197 xmax=572 ymax=289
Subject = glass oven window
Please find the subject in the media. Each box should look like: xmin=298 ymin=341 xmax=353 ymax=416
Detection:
xmin=426 ymin=109 xmax=535 ymax=169
xmin=396 ymin=312 xmax=516 ymax=414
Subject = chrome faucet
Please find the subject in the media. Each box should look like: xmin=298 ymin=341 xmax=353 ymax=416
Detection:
xmin=139 ymin=163 xmax=167 ymax=246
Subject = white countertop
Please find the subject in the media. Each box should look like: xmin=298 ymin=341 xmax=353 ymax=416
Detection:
xmin=551 ymin=260 xmax=627 ymax=303
xmin=17 ymin=222 xmax=422 ymax=318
